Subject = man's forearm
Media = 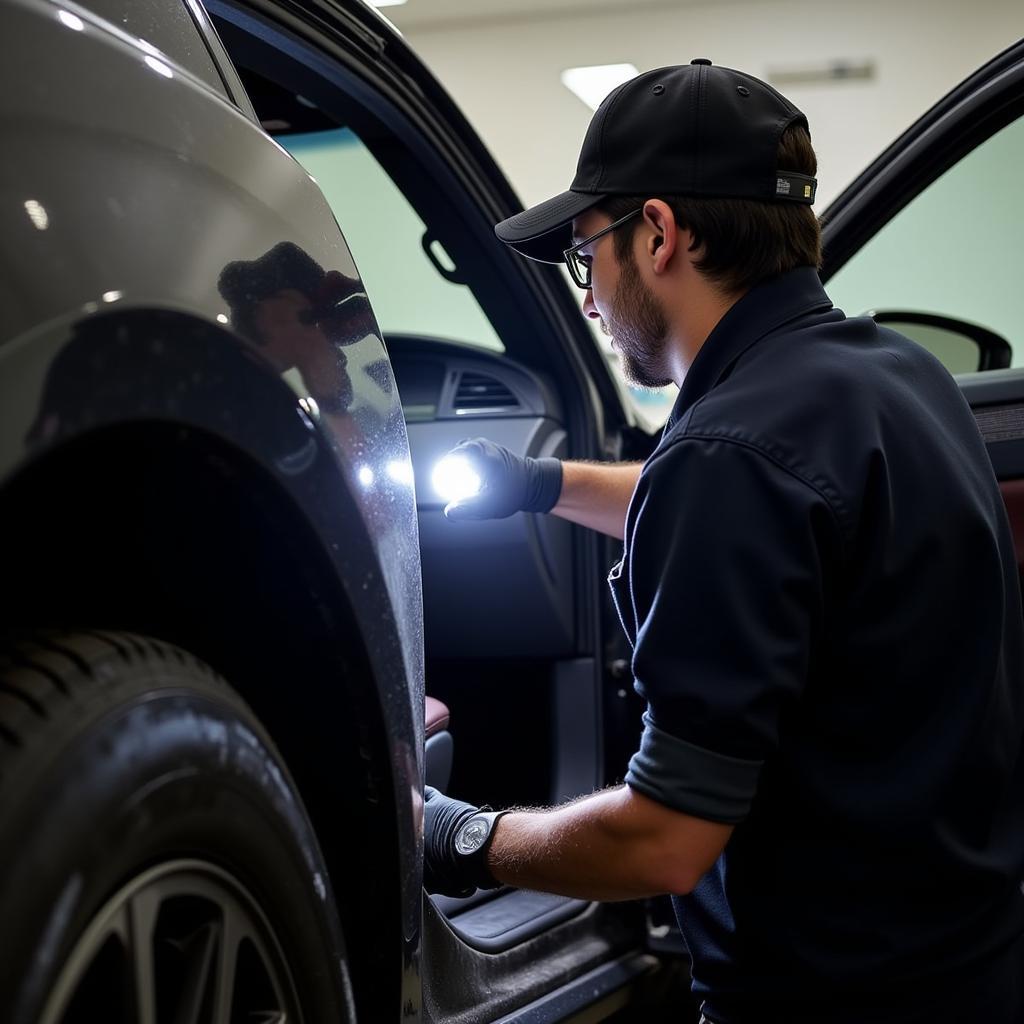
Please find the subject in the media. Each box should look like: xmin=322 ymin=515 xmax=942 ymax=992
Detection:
xmin=485 ymin=785 xmax=732 ymax=901
xmin=551 ymin=461 xmax=643 ymax=540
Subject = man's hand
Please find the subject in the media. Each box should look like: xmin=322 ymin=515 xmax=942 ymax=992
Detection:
xmin=442 ymin=438 xmax=563 ymax=520
xmin=423 ymin=786 xmax=504 ymax=897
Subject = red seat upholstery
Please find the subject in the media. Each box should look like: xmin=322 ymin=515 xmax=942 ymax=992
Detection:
xmin=426 ymin=696 xmax=450 ymax=739
xmin=1000 ymin=480 xmax=1024 ymax=574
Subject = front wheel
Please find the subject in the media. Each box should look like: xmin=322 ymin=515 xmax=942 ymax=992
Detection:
xmin=0 ymin=631 xmax=355 ymax=1024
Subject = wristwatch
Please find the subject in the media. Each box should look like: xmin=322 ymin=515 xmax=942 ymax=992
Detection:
xmin=453 ymin=809 xmax=509 ymax=891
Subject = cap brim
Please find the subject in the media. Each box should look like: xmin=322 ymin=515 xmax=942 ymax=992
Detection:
xmin=495 ymin=190 xmax=605 ymax=264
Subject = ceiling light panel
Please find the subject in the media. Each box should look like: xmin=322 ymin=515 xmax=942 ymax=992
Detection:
xmin=561 ymin=63 xmax=639 ymax=111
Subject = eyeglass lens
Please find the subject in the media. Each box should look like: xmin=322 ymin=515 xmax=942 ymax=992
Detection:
xmin=569 ymin=251 xmax=590 ymax=288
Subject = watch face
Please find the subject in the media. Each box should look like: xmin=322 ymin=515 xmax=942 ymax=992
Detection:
xmin=455 ymin=815 xmax=490 ymax=855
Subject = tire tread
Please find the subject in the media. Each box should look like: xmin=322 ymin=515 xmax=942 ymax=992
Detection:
xmin=0 ymin=629 xmax=353 ymax=1024
xmin=0 ymin=630 xmax=229 ymax=770
xmin=0 ymin=680 xmax=48 ymax=718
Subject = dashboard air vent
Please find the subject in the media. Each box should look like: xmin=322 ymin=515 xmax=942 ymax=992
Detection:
xmin=453 ymin=371 xmax=520 ymax=412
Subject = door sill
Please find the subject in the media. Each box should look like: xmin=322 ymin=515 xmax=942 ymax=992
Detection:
xmin=490 ymin=952 xmax=657 ymax=1024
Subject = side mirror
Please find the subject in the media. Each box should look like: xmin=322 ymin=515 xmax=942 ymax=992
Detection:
xmin=868 ymin=310 xmax=1012 ymax=373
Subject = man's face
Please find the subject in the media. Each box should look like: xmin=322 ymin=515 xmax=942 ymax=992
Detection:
xmin=251 ymin=288 xmax=326 ymax=372
xmin=573 ymin=212 xmax=672 ymax=390
xmin=250 ymin=288 xmax=354 ymax=410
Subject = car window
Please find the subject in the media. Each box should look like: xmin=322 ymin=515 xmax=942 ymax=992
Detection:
xmin=281 ymin=128 xmax=505 ymax=353
xmin=83 ymin=0 xmax=228 ymax=99
xmin=827 ymin=113 xmax=1023 ymax=372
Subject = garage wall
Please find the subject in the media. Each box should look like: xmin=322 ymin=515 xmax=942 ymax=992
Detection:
xmin=390 ymin=0 xmax=1024 ymax=210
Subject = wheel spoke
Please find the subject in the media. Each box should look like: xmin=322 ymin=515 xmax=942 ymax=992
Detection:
xmin=174 ymin=922 xmax=219 ymax=1024
xmin=211 ymin=905 xmax=244 ymax=1024
xmin=248 ymin=931 xmax=291 ymax=1015
xmin=128 ymin=888 xmax=161 ymax=1024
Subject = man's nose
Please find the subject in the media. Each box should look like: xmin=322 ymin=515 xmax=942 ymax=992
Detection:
xmin=582 ymin=289 xmax=599 ymax=320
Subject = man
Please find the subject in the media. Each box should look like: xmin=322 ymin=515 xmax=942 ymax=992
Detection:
xmin=424 ymin=60 xmax=1024 ymax=1022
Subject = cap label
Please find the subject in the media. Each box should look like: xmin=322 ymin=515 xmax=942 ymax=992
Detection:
xmin=775 ymin=172 xmax=817 ymax=205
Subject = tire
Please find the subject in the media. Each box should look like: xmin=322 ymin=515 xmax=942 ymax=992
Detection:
xmin=0 ymin=630 xmax=356 ymax=1024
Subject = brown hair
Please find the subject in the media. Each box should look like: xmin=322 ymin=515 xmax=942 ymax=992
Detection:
xmin=600 ymin=124 xmax=821 ymax=295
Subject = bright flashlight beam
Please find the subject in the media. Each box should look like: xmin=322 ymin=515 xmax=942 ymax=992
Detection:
xmin=432 ymin=455 xmax=481 ymax=504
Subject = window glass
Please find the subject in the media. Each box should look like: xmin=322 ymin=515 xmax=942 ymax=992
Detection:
xmin=83 ymin=0 xmax=228 ymax=98
xmin=827 ymin=115 xmax=1024 ymax=372
xmin=282 ymin=128 xmax=504 ymax=353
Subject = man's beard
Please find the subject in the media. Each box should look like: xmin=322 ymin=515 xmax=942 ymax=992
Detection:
xmin=601 ymin=249 xmax=673 ymax=389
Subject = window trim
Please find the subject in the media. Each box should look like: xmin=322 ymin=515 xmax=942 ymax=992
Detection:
xmin=185 ymin=0 xmax=258 ymax=118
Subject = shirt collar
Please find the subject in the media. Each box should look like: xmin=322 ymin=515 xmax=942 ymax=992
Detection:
xmin=666 ymin=266 xmax=834 ymax=430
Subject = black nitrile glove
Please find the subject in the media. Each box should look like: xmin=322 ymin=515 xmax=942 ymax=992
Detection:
xmin=423 ymin=786 xmax=505 ymax=897
xmin=443 ymin=438 xmax=563 ymax=520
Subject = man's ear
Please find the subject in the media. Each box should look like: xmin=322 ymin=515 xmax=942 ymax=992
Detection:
xmin=642 ymin=200 xmax=680 ymax=274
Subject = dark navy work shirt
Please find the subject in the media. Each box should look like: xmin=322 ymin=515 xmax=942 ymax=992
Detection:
xmin=608 ymin=267 xmax=1024 ymax=1023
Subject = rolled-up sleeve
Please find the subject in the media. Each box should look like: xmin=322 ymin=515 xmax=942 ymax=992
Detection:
xmin=626 ymin=710 xmax=762 ymax=823
xmin=621 ymin=436 xmax=840 ymax=822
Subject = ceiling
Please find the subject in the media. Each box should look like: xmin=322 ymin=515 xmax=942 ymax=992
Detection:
xmin=375 ymin=0 xmax=760 ymax=32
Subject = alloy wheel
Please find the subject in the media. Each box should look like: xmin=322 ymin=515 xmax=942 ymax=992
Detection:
xmin=40 ymin=859 xmax=301 ymax=1024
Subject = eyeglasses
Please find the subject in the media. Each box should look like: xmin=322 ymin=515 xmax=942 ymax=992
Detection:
xmin=562 ymin=208 xmax=643 ymax=290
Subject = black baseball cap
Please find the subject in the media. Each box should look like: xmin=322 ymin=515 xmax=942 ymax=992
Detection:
xmin=495 ymin=59 xmax=816 ymax=264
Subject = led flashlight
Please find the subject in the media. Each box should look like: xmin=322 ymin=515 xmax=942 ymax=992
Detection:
xmin=432 ymin=454 xmax=481 ymax=504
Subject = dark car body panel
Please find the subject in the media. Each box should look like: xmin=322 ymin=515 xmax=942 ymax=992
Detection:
xmin=0 ymin=0 xmax=424 ymax=1013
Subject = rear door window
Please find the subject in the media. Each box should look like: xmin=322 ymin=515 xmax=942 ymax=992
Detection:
xmin=827 ymin=114 xmax=1023 ymax=371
